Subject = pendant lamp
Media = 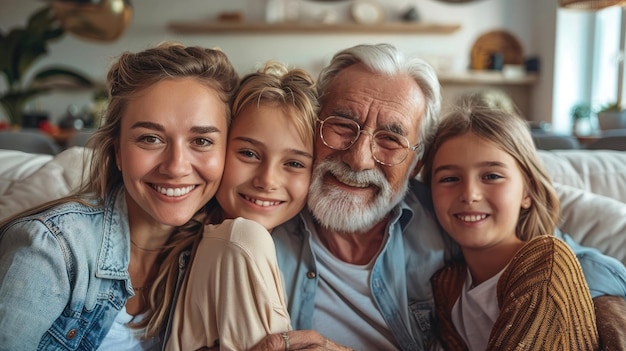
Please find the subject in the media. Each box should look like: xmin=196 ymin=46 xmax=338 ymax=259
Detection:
xmin=49 ymin=0 xmax=133 ymax=42
xmin=559 ymin=0 xmax=626 ymax=10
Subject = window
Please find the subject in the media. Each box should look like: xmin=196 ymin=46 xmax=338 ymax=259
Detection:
xmin=553 ymin=5 xmax=624 ymax=133
xmin=590 ymin=6 xmax=623 ymax=110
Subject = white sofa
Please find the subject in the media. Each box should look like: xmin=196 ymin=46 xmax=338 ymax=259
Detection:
xmin=1 ymin=147 xmax=626 ymax=266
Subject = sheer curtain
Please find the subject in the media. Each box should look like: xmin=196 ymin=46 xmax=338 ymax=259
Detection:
xmin=590 ymin=6 xmax=623 ymax=109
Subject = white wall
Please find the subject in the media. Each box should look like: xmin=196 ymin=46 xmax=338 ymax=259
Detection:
xmin=529 ymin=0 xmax=557 ymax=130
xmin=1 ymin=0 xmax=552 ymax=125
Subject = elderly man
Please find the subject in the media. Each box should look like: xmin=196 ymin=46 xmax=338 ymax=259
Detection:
xmin=255 ymin=43 xmax=626 ymax=351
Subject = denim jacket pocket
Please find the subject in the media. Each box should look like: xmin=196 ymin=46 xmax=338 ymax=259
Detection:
xmin=409 ymin=299 xmax=435 ymax=347
xmin=42 ymin=298 xmax=122 ymax=350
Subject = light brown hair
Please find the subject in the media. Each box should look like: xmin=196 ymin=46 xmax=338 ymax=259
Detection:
xmin=231 ymin=60 xmax=318 ymax=150
xmin=421 ymin=104 xmax=560 ymax=241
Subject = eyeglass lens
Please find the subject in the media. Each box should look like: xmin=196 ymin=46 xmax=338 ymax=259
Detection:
xmin=320 ymin=117 xmax=411 ymax=165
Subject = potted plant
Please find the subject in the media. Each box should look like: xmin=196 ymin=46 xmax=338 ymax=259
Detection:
xmin=597 ymin=102 xmax=626 ymax=131
xmin=571 ymin=103 xmax=593 ymax=135
xmin=0 ymin=5 xmax=92 ymax=127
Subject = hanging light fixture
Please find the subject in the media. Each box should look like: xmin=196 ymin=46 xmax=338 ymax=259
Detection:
xmin=559 ymin=0 xmax=626 ymax=10
xmin=49 ymin=0 xmax=133 ymax=42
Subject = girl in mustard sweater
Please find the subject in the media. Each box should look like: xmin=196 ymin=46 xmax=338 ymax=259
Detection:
xmin=422 ymin=104 xmax=599 ymax=351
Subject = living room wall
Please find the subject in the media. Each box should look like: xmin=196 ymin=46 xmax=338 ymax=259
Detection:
xmin=0 ymin=0 xmax=556 ymax=128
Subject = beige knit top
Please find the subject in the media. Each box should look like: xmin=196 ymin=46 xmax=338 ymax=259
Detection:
xmin=431 ymin=235 xmax=599 ymax=351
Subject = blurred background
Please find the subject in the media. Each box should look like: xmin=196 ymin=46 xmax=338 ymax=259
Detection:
xmin=0 ymin=0 xmax=624 ymax=138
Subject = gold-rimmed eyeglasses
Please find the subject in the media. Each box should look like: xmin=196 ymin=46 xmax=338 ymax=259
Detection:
xmin=317 ymin=116 xmax=422 ymax=166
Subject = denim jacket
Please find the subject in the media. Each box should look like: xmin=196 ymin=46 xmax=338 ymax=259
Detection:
xmin=272 ymin=178 xmax=626 ymax=351
xmin=0 ymin=186 xmax=134 ymax=351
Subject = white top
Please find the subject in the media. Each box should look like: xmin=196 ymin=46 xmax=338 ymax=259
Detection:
xmin=451 ymin=267 xmax=503 ymax=351
xmin=98 ymin=307 xmax=161 ymax=351
xmin=311 ymin=232 xmax=398 ymax=351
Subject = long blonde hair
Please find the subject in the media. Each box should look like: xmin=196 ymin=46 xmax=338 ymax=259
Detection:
xmin=421 ymin=104 xmax=560 ymax=241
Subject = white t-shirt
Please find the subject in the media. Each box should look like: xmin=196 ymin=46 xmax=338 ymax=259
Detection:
xmin=97 ymin=307 xmax=161 ymax=351
xmin=451 ymin=268 xmax=503 ymax=351
xmin=310 ymin=232 xmax=398 ymax=350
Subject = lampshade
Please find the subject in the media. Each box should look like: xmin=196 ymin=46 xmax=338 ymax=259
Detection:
xmin=559 ymin=0 xmax=626 ymax=10
xmin=50 ymin=0 xmax=133 ymax=42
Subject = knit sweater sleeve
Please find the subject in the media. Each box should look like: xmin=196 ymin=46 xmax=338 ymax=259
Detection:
xmin=487 ymin=235 xmax=599 ymax=351
xmin=431 ymin=261 xmax=468 ymax=351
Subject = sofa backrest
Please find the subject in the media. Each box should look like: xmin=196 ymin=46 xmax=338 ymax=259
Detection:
xmin=1 ymin=147 xmax=625 ymax=266
xmin=0 ymin=147 xmax=90 ymax=221
xmin=0 ymin=130 xmax=61 ymax=155
xmin=538 ymin=150 xmax=626 ymax=204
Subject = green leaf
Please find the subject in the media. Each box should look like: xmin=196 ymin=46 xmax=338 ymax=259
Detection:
xmin=0 ymin=38 xmax=9 ymax=87
xmin=571 ymin=103 xmax=591 ymax=119
xmin=3 ymin=29 xmax=30 ymax=87
xmin=0 ymin=87 xmax=50 ymax=125
xmin=27 ymin=6 xmax=59 ymax=34
xmin=42 ymin=27 xmax=65 ymax=42
xmin=599 ymin=102 xmax=623 ymax=112
xmin=0 ymin=5 xmax=89 ymax=126
xmin=0 ymin=6 xmax=65 ymax=91
xmin=31 ymin=67 xmax=93 ymax=89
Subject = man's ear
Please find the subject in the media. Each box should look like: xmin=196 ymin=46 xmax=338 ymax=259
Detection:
xmin=410 ymin=158 xmax=424 ymax=179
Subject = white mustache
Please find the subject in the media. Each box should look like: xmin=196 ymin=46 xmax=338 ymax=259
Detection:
xmin=307 ymin=156 xmax=402 ymax=233
xmin=318 ymin=157 xmax=388 ymax=190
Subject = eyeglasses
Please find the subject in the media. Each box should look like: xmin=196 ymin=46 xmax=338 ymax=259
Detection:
xmin=318 ymin=116 xmax=423 ymax=166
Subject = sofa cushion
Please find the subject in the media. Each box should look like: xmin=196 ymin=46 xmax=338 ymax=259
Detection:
xmin=0 ymin=147 xmax=90 ymax=221
xmin=538 ymin=150 xmax=626 ymax=204
xmin=555 ymin=183 xmax=626 ymax=265
xmin=0 ymin=150 xmax=53 ymax=196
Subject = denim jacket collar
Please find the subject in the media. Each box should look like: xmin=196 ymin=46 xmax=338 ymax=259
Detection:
xmin=96 ymin=186 xmax=133 ymax=295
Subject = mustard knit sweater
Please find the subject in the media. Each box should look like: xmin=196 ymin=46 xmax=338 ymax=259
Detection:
xmin=431 ymin=235 xmax=599 ymax=351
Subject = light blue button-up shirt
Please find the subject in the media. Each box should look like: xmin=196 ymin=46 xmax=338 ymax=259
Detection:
xmin=273 ymin=178 xmax=626 ymax=350
xmin=273 ymin=179 xmax=451 ymax=350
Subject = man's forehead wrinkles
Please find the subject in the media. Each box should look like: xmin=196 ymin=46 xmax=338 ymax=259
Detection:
xmin=334 ymin=93 xmax=409 ymax=116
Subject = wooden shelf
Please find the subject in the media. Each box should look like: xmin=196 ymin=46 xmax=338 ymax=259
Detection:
xmin=438 ymin=71 xmax=538 ymax=85
xmin=167 ymin=21 xmax=461 ymax=35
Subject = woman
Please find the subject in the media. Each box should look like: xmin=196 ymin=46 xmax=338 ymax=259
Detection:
xmin=0 ymin=42 xmax=238 ymax=350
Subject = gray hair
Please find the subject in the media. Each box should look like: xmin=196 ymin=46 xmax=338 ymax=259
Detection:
xmin=317 ymin=43 xmax=442 ymax=150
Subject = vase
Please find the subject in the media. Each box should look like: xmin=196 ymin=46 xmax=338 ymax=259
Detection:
xmin=598 ymin=110 xmax=626 ymax=130
xmin=574 ymin=118 xmax=592 ymax=136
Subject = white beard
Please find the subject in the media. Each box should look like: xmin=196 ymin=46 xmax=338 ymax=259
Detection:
xmin=307 ymin=157 xmax=410 ymax=233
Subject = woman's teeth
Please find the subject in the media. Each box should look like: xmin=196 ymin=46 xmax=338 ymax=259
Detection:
xmin=153 ymin=185 xmax=195 ymax=197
